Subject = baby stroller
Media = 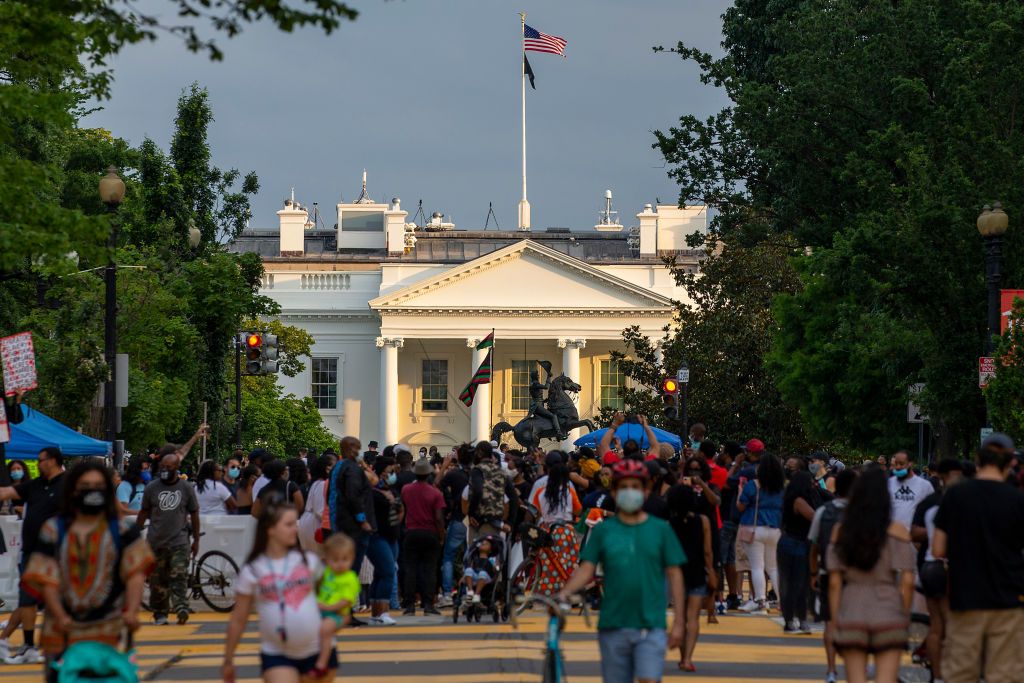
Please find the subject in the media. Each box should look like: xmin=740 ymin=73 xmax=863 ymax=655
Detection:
xmin=51 ymin=636 xmax=137 ymax=682
xmin=453 ymin=533 xmax=508 ymax=623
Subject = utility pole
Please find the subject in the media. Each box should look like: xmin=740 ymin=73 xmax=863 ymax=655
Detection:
xmin=234 ymin=334 xmax=242 ymax=449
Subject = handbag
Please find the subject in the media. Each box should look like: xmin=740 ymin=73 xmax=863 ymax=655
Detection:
xmin=738 ymin=481 xmax=760 ymax=544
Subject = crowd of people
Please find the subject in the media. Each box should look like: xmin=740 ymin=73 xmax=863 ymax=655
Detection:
xmin=0 ymin=409 xmax=1020 ymax=683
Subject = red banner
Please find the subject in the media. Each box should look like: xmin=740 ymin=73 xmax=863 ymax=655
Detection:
xmin=1002 ymin=289 xmax=1024 ymax=334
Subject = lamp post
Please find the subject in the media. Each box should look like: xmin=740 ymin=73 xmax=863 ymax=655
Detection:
xmin=678 ymin=360 xmax=690 ymax=448
xmin=98 ymin=166 xmax=125 ymax=456
xmin=977 ymin=202 xmax=1008 ymax=429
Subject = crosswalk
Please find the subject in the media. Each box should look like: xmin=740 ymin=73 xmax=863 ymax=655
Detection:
xmin=0 ymin=610 xmax=909 ymax=681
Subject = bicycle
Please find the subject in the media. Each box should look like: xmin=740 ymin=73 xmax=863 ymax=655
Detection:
xmin=142 ymin=547 xmax=240 ymax=613
xmin=898 ymin=612 xmax=933 ymax=683
xmin=510 ymin=592 xmax=590 ymax=683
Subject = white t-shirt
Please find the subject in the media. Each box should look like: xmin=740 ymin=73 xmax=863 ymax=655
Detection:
xmin=235 ymin=550 xmax=323 ymax=658
xmin=527 ymin=477 xmax=581 ymax=524
xmin=252 ymin=475 xmax=270 ymax=500
xmin=194 ymin=480 xmax=232 ymax=515
xmin=888 ymin=474 xmax=934 ymax=531
xmin=298 ymin=480 xmax=326 ymax=552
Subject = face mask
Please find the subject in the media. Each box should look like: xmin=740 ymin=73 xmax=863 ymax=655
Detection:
xmin=228 ymin=467 xmax=240 ymax=479
xmin=893 ymin=468 xmax=909 ymax=479
xmin=160 ymin=470 xmax=177 ymax=484
xmin=10 ymin=470 xmax=23 ymax=482
xmin=140 ymin=471 xmax=152 ymax=483
xmin=599 ymin=475 xmax=612 ymax=489
xmin=809 ymin=463 xmax=822 ymax=476
xmin=386 ymin=473 xmax=397 ymax=486
xmin=690 ymin=440 xmax=701 ymax=451
xmin=615 ymin=488 xmax=645 ymax=513
xmin=74 ymin=489 xmax=106 ymax=515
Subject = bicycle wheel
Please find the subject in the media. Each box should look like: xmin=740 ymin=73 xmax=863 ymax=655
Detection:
xmin=195 ymin=550 xmax=240 ymax=612
xmin=508 ymin=558 xmax=539 ymax=614
xmin=898 ymin=613 xmax=933 ymax=683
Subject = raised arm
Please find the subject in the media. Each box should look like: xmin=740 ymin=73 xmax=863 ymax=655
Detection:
xmin=598 ymin=412 xmax=625 ymax=458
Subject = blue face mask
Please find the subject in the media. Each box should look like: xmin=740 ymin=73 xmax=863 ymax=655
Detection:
xmin=386 ymin=473 xmax=398 ymax=486
xmin=893 ymin=468 xmax=909 ymax=479
xmin=228 ymin=467 xmax=240 ymax=479
xmin=10 ymin=470 xmax=24 ymax=482
xmin=140 ymin=471 xmax=152 ymax=483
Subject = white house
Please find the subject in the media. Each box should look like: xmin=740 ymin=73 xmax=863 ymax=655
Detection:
xmin=230 ymin=176 xmax=706 ymax=450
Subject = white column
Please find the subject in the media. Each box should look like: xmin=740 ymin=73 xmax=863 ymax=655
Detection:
xmin=376 ymin=337 xmax=403 ymax=446
xmin=558 ymin=338 xmax=586 ymax=449
xmin=467 ymin=338 xmax=491 ymax=444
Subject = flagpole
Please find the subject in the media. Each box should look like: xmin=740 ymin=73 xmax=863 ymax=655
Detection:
xmin=520 ymin=12 xmax=528 ymax=231
xmin=489 ymin=328 xmax=495 ymax=440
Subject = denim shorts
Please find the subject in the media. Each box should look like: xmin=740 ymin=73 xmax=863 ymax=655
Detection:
xmin=464 ymin=568 xmax=493 ymax=583
xmin=720 ymin=521 xmax=738 ymax=565
xmin=687 ymin=585 xmax=709 ymax=598
xmin=598 ymin=628 xmax=667 ymax=683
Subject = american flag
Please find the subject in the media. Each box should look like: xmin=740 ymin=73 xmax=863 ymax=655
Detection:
xmin=524 ymin=24 xmax=567 ymax=56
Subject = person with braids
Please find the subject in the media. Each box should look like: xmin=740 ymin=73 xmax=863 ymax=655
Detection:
xmin=527 ymin=451 xmax=582 ymax=595
xmin=827 ymin=467 xmax=915 ymax=683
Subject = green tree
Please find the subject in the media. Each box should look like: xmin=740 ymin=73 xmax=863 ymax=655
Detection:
xmin=656 ymin=0 xmax=1024 ymax=455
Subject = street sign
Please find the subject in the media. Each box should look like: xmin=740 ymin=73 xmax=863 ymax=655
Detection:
xmin=979 ymin=356 xmax=996 ymax=389
xmin=1001 ymin=289 xmax=1024 ymax=334
xmin=677 ymin=366 xmax=690 ymax=384
xmin=907 ymin=383 xmax=928 ymax=423
xmin=981 ymin=427 xmax=994 ymax=444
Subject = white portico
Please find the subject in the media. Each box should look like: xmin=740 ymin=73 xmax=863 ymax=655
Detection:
xmin=368 ymin=240 xmax=673 ymax=447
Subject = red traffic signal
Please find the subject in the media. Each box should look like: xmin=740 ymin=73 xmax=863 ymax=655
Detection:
xmin=246 ymin=333 xmax=262 ymax=348
xmin=661 ymin=377 xmax=679 ymax=394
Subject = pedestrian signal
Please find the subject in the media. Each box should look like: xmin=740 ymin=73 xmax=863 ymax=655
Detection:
xmin=660 ymin=377 xmax=679 ymax=420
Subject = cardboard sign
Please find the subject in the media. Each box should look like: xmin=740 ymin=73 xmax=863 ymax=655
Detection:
xmin=0 ymin=332 xmax=37 ymax=396
xmin=979 ymin=356 xmax=996 ymax=388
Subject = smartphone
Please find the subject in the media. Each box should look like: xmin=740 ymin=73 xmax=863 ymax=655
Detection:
xmin=682 ymin=476 xmax=692 ymax=486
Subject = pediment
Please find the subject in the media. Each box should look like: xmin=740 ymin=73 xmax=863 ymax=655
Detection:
xmin=369 ymin=240 xmax=673 ymax=314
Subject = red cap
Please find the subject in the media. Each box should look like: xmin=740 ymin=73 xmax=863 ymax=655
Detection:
xmin=603 ymin=452 xmax=621 ymax=466
xmin=745 ymin=438 xmax=765 ymax=453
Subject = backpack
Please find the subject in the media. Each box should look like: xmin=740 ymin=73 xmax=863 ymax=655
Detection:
xmin=470 ymin=461 xmax=506 ymax=520
xmin=815 ymin=500 xmax=844 ymax=572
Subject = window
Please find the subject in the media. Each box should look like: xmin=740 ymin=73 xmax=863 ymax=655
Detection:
xmin=311 ymin=358 xmax=338 ymax=410
xmin=421 ymin=359 xmax=448 ymax=412
xmin=340 ymin=210 xmax=384 ymax=232
xmin=511 ymin=360 xmax=537 ymax=412
xmin=600 ymin=359 xmax=626 ymax=411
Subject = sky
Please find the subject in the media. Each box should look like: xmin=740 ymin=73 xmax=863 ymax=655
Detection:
xmin=84 ymin=0 xmax=733 ymax=232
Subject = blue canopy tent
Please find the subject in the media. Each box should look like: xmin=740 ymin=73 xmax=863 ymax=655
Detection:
xmin=573 ymin=424 xmax=683 ymax=452
xmin=5 ymin=406 xmax=111 ymax=459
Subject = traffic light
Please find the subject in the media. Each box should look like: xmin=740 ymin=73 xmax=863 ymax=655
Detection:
xmin=661 ymin=377 xmax=679 ymax=420
xmin=241 ymin=331 xmax=279 ymax=375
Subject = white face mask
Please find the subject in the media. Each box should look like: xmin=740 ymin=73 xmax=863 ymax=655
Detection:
xmin=615 ymin=488 xmax=645 ymax=513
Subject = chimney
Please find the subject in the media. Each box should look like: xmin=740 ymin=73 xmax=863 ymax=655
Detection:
xmin=385 ymin=197 xmax=410 ymax=256
xmin=278 ymin=190 xmax=308 ymax=256
xmin=636 ymin=203 xmax=657 ymax=257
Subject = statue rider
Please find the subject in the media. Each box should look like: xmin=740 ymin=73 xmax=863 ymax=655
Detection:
xmin=528 ymin=360 xmax=565 ymax=440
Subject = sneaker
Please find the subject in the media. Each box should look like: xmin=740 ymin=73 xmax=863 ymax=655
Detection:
xmin=825 ymin=671 xmax=838 ymax=683
xmin=437 ymin=595 xmax=453 ymax=608
xmin=737 ymin=599 xmax=759 ymax=613
xmin=423 ymin=606 xmax=441 ymax=616
xmin=472 ymin=593 xmax=482 ymax=604
xmin=5 ymin=646 xmax=43 ymax=665
xmin=371 ymin=614 xmax=397 ymax=625
xmin=176 ymin=610 xmax=189 ymax=625
xmin=716 ymin=601 xmax=726 ymax=615
xmin=0 ymin=639 xmax=10 ymax=660
xmin=402 ymin=606 xmax=416 ymax=616
xmin=154 ymin=614 xmax=169 ymax=626
xmin=349 ymin=616 xmax=367 ymax=628
xmin=799 ymin=620 xmax=813 ymax=634
xmin=783 ymin=620 xmax=799 ymax=633
xmin=726 ymin=595 xmax=741 ymax=611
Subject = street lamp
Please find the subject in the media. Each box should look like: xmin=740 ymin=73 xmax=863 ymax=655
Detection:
xmin=188 ymin=219 xmax=202 ymax=249
xmin=99 ymin=166 xmax=125 ymax=461
xmin=977 ymin=203 xmax=1009 ymax=355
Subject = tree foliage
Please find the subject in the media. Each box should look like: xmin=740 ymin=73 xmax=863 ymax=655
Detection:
xmin=655 ymin=0 xmax=1024 ymax=455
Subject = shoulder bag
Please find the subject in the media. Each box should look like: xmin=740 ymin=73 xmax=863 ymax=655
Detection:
xmin=737 ymin=481 xmax=760 ymax=544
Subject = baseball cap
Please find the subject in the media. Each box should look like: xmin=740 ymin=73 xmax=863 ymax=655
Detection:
xmin=982 ymin=432 xmax=1015 ymax=451
xmin=744 ymin=438 xmax=765 ymax=453
xmin=603 ymin=451 xmax=621 ymax=466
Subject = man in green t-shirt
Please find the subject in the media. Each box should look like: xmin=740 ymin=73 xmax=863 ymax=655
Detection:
xmin=559 ymin=459 xmax=686 ymax=683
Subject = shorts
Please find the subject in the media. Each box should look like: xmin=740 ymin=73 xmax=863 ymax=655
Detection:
xmin=710 ymin=521 xmax=722 ymax=568
xmin=260 ymin=649 xmax=339 ymax=674
xmin=918 ymin=560 xmax=947 ymax=599
xmin=464 ymin=569 xmax=493 ymax=583
xmin=687 ymin=585 xmax=709 ymax=598
xmin=598 ymin=628 xmax=667 ymax=682
xmin=720 ymin=522 xmax=738 ymax=565
xmin=833 ymin=622 xmax=908 ymax=654
xmin=320 ymin=610 xmax=346 ymax=628
xmin=17 ymin=555 xmax=40 ymax=609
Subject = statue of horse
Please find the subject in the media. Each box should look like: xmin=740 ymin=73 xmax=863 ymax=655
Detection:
xmin=490 ymin=374 xmax=596 ymax=451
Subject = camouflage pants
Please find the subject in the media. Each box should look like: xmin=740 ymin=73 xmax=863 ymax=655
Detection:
xmin=150 ymin=545 xmax=190 ymax=617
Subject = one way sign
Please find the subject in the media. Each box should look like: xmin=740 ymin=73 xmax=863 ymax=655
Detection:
xmin=907 ymin=383 xmax=928 ymax=423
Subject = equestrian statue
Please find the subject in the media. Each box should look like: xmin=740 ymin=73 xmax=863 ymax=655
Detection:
xmin=491 ymin=360 xmax=596 ymax=451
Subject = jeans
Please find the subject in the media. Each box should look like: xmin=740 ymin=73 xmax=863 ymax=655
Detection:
xmin=597 ymin=628 xmax=668 ymax=683
xmin=741 ymin=526 xmax=781 ymax=602
xmin=355 ymin=533 xmax=396 ymax=603
xmin=402 ymin=529 xmax=441 ymax=608
xmin=440 ymin=519 xmax=467 ymax=594
xmin=388 ymin=538 xmax=401 ymax=610
xmin=777 ymin=533 xmax=810 ymax=623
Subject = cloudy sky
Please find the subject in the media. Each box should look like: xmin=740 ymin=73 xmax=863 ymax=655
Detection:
xmin=85 ymin=0 xmax=732 ymax=231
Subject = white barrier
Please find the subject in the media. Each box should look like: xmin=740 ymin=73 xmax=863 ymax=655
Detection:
xmin=0 ymin=514 xmax=257 ymax=607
